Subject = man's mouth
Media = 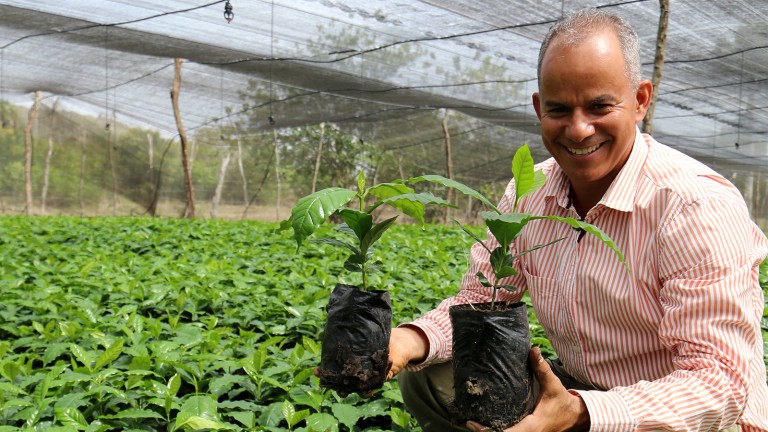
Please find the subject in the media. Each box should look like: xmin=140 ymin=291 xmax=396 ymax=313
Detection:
xmin=565 ymin=142 xmax=603 ymax=156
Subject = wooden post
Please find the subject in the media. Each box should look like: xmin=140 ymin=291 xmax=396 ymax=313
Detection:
xmin=79 ymin=126 xmax=87 ymax=216
xmin=23 ymin=90 xmax=41 ymax=215
xmin=235 ymin=131 xmax=248 ymax=207
xmin=273 ymin=128 xmax=281 ymax=221
xmin=170 ymin=58 xmax=196 ymax=218
xmin=41 ymin=98 xmax=58 ymax=215
xmin=642 ymin=0 xmax=670 ymax=134
xmin=441 ymin=109 xmax=454 ymax=222
xmin=108 ymin=109 xmax=117 ymax=215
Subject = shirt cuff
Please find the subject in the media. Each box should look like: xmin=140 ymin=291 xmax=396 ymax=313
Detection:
xmin=573 ymin=390 xmax=636 ymax=432
xmin=397 ymin=321 xmax=448 ymax=371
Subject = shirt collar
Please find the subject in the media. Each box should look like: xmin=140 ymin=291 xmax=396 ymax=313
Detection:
xmin=541 ymin=127 xmax=648 ymax=213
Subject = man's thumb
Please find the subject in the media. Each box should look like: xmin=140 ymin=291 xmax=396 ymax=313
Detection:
xmin=530 ymin=347 xmax=557 ymax=389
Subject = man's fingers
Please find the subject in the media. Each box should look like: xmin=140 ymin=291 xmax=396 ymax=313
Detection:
xmin=465 ymin=420 xmax=493 ymax=431
xmin=529 ymin=347 xmax=557 ymax=391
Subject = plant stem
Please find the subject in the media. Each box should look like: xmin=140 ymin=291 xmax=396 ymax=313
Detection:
xmin=361 ymin=262 xmax=367 ymax=291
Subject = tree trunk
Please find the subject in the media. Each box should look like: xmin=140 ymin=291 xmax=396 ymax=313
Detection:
xmin=273 ymin=128 xmax=281 ymax=221
xmin=311 ymin=122 xmax=325 ymax=193
xmin=79 ymin=126 xmax=87 ymax=216
xmin=211 ymin=149 xmax=231 ymax=219
xmin=642 ymin=0 xmax=670 ymax=134
xmin=24 ymin=90 xmax=41 ymax=215
xmin=41 ymin=98 xmax=58 ymax=215
xmin=41 ymin=136 xmax=54 ymax=215
xmin=442 ymin=109 xmax=454 ymax=222
xmin=236 ymin=133 xmax=248 ymax=206
xmin=108 ymin=109 xmax=117 ymax=215
xmin=170 ymin=58 xmax=196 ymax=218
xmin=145 ymin=133 xmax=157 ymax=216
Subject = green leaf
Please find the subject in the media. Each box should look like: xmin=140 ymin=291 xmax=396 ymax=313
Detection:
xmin=258 ymin=402 xmax=284 ymax=427
xmin=476 ymin=271 xmax=493 ymax=288
xmin=490 ymin=247 xmax=518 ymax=280
xmin=288 ymin=188 xmax=356 ymax=247
xmin=94 ymin=339 xmax=123 ymax=371
xmin=361 ymin=216 xmax=398 ymax=256
xmin=309 ymin=237 xmax=360 ymax=255
xmin=174 ymin=395 xmax=227 ymax=431
xmin=532 ymin=215 xmax=627 ymax=269
xmin=282 ymin=400 xmax=310 ymax=428
xmin=408 ymin=174 xmax=498 ymax=212
xmin=99 ymin=409 xmax=165 ymax=420
xmin=390 ymin=407 xmax=411 ymax=428
xmin=306 ymin=413 xmax=338 ymax=432
xmin=343 ymin=260 xmax=363 ymax=273
xmin=381 ymin=389 xmax=404 ymax=403
xmin=168 ymin=373 xmax=181 ymax=396
xmin=331 ymin=403 xmax=360 ymax=429
xmin=70 ymin=344 xmax=93 ymax=371
xmin=512 ymin=144 xmax=544 ymax=211
xmin=482 ymin=211 xmax=534 ymax=250
xmin=338 ymin=209 xmax=373 ymax=243
xmin=357 ymin=171 xmax=366 ymax=195
xmin=229 ymin=411 xmax=255 ymax=428
xmin=379 ymin=192 xmax=454 ymax=224
xmin=55 ymin=407 xmax=88 ymax=429
xmin=367 ymin=182 xmax=414 ymax=201
xmin=511 ymin=238 xmax=564 ymax=260
xmin=174 ymin=415 xmax=228 ymax=431
xmin=282 ymin=400 xmax=296 ymax=426
xmin=366 ymin=182 xmax=418 ymax=217
xmin=302 ymin=337 xmax=321 ymax=355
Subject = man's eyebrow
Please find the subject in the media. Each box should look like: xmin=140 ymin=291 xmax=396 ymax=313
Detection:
xmin=543 ymin=100 xmax=568 ymax=108
xmin=591 ymin=94 xmax=617 ymax=104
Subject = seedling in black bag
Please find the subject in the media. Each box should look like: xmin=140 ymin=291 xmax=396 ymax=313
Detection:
xmin=281 ymin=171 xmax=453 ymax=394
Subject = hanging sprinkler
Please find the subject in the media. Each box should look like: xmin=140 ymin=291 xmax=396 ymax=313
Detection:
xmin=224 ymin=0 xmax=234 ymax=23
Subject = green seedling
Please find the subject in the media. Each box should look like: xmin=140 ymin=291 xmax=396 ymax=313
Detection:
xmin=281 ymin=171 xmax=454 ymax=290
xmin=409 ymin=144 xmax=627 ymax=309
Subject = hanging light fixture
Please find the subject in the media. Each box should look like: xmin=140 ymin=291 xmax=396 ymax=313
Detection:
xmin=224 ymin=0 xmax=234 ymax=23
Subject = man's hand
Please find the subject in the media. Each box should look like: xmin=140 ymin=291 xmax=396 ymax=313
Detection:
xmin=385 ymin=326 xmax=429 ymax=380
xmin=466 ymin=347 xmax=590 ymax=432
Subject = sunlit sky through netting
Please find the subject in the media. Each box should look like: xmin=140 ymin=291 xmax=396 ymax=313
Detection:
xmin=0 ymin=0 xmax=766 ymax=220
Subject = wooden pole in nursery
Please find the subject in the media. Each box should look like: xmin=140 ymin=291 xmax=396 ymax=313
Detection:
xmin=643 ymin=0 xmax=669 ymax=134
xmin=170 ymin=58 xmax=196 ymax=218
xmin=41 ymin=98 xmax=58 ymax=215
xmin=23 ymin=90 xmax=41 ymax=215
xmin=441 ymin=109 xmax=454 ymax=222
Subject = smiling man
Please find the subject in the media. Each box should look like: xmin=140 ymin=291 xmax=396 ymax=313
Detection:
xmin=385 ymin=8 xmax=768 ymax=432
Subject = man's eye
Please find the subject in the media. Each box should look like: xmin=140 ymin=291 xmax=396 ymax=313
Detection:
xmin=593 ymin=104 xmax=612 ymax=111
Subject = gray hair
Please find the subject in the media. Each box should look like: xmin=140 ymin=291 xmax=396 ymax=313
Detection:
xmin=537 ymin=8 xmax=642 ymax=89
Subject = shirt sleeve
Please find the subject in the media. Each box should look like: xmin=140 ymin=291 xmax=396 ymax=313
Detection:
xmin=578 ymin=188 xmax=768 ymax=431
xmin=400 ymin=179 xmax=528 ymax=369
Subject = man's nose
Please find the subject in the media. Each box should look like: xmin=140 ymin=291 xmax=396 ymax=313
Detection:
xmin=564 ymin=110 xmax=595 ymax=143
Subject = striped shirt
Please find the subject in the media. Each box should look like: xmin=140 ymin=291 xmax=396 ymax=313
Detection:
xmin=406 ymin=130 xmax=768 ymax=431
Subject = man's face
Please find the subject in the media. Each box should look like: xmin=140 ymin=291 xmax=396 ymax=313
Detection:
xmin=532 ymin=29 xmax=650 ymax=191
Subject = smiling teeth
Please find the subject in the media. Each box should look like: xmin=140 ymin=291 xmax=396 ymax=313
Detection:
xmin=567 ymin=142 xmax=602 ymax=156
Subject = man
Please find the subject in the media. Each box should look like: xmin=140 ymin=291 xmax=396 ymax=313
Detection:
xmin=385 ymin=9 xmax=768 ymax=432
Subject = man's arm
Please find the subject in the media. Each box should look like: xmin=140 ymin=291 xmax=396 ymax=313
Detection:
xmin=578 ymin=195 xmax=768 ymax=431
xmin=386 ymin=326 xmax=429 ymax=380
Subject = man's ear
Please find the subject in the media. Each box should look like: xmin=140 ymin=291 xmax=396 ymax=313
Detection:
xmin=532 ymin=92 xmax=542 ymax=120
xmin=635 ymin=80 xmax=653 ymax=122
